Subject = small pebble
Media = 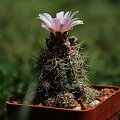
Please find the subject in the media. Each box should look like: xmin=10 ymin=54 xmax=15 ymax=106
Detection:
xmin=89 ymin=101 xmax=95 ymax=107
xmin=94 ymin=100 xmax=100 ymax=105
xmin=104 ymin=96 xmax=108 ymax=100
xmin=89 ymin=100 xmax=100 ymax=107
xmin=72 ymin=106 xmax=81 ymax=110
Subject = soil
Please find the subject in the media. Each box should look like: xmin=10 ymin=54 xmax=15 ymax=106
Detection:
xmin=76 ymin=88 xmax=116 ymax=110
xmin=10 ymin=88 xmax=117 ymax=110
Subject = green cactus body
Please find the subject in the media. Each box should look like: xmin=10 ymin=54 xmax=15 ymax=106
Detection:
xmin=34 ymin=32 xmax=99 ymax=107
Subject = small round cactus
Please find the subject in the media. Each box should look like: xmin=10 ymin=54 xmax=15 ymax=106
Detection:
xmin=56 ymin=93 xmax=75 ymax=108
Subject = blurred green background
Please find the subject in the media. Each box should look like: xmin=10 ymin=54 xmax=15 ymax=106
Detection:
xmin=0 ymin=0 xmax=120 ymax=119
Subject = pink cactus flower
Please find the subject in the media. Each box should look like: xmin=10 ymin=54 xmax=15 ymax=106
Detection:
xmin=37 ymin=11 xmax=84 ymax=35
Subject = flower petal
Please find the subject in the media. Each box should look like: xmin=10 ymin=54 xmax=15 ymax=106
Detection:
xmin=61 ymin=18 xmax=78 ymax=32
xmin=71 ymin=20 xmax=84 ymax=26
xmin=41 ymin=23 xmax=49 ymax=31
xmin=38 ymin=14 xmax=52 ymax=28
xmin=53 ymin=18 xmax=62 ymax=31
xmin=56 ymin=11 xmax=64 ymax=19
xmin=69 ymin=11 xmax=79 ymax=20
xmin=64 ymin=11 xmax=70 ymax=19
xmin=68 ymin=20 xmax=84 ymax=30
xmin=43 ymin=13 xmax=53 ymax=22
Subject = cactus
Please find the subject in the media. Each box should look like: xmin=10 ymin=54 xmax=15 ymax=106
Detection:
xmin=33 ymin=11 xmax=99 ymax=108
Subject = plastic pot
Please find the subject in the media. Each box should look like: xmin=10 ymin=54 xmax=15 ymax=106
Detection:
xmin=6 ymin=85 xmax=120 ymax=120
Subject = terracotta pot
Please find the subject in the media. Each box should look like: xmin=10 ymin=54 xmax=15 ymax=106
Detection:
xmin=6 ymin=85 xmax=120 ymax=120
